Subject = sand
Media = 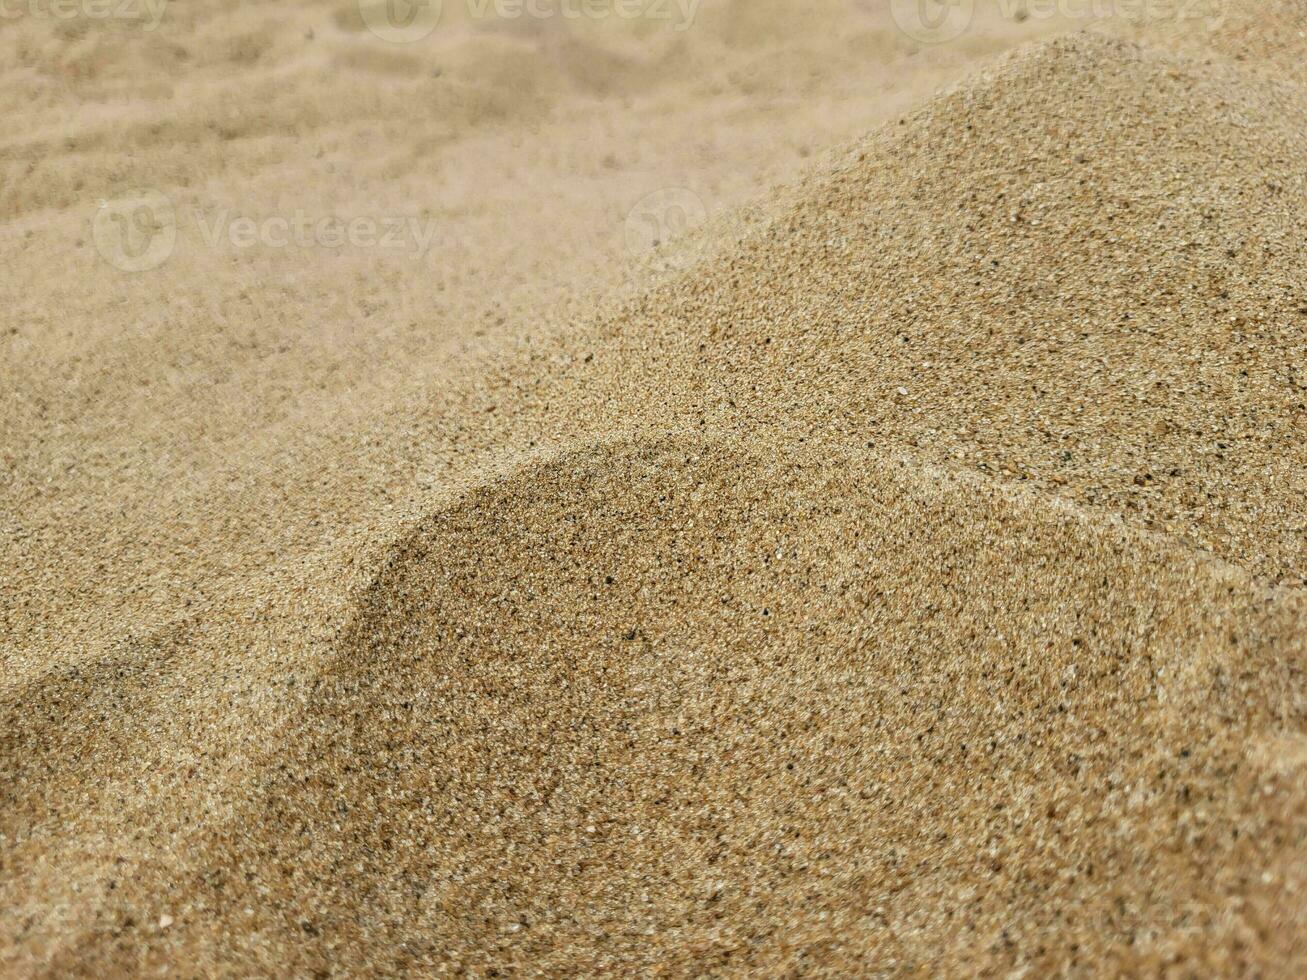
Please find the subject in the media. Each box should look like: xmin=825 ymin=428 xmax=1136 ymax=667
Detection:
xmin=2 ymin=0 xmax=1305 ymax=975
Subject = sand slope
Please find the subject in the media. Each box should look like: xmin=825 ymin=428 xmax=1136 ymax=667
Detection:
xmin=163 ymin=440 xmax=1307 ymax=974
xmin=3 ymin=5 xmax=1306 ymax=977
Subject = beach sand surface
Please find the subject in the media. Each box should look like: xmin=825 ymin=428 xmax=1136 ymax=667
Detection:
xmin=2 ymin=0 xmax=1305 ymax=974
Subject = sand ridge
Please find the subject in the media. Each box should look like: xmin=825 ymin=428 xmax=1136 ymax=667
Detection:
xmin=182 ymin=438 xmax=1307 ymax=973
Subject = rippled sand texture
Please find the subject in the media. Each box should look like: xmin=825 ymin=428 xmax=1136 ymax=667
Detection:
xmin=2 ymin=0 xmax=1305 ymax=975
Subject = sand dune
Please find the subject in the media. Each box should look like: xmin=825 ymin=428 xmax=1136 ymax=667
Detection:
xmin=3 ymin=1 xmax=1305 ymax=975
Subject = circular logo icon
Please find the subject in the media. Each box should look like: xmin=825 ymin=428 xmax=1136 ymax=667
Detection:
xmin=888 ymin=0 xmax=974 ymax=44
xmin=359 ymin=0 xmax=443 ymax=43
xmin=624 ymin=188 xmax=707 ymax=269
xmin=92 ymin=190 xmax=176 ymax=273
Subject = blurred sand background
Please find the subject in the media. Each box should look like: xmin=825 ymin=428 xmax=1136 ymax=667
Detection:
xmin=2 ymin=0 xmax=1305 ymax=974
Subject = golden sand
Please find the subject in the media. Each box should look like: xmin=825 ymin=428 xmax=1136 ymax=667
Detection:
xmin=2 ymin=0 xmax=1305 ymax=974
